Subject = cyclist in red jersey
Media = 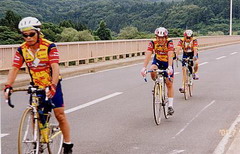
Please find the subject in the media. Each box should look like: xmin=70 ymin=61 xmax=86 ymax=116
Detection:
xmin=175 ymin=30 xmax=199 ymax=93
xmin=3 ymin=17 xmax=73 ymax=154
xmin=141 ymin=27 xmax=175 ymax=115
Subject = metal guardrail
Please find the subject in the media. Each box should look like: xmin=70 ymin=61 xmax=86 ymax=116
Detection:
xmin=1 ymin=35 xmax=240 ymax=71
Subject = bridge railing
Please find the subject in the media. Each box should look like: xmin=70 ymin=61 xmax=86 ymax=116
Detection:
xmin=0 ymin=35 xmax=240 ymax=71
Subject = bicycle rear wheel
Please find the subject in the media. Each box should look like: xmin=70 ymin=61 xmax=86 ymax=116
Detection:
xmin=153 ymin=83 xmax=163 ymax=125
xmin=18 ymin=108 xmax=40 ymax=154
xmin=184 ymin=69 xmax=190 ymax=100
xmin=47 ymin=117 xmax=63 ymax=154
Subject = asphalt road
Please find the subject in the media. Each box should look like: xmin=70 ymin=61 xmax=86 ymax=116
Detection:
xmin=1 ymin=44 xmax=240 ymax=154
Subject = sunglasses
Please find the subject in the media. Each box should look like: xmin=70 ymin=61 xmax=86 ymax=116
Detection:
xmin=22 ymin=32 xmax=36 ymax=38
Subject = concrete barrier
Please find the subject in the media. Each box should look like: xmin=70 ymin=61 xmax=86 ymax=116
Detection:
xmin=0 ymin=35 xmax=240 ymax=71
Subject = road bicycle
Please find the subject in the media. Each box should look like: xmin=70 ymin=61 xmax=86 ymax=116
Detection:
xmin=145 ymin=69 xmax=170 ymax=125
xmin=6 ymin=85 xmax=63 ymax=154
xmin=178 ymin=57 xmax=194 ymax=100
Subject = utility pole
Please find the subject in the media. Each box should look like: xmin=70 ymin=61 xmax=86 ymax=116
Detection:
xmin=230 ymin=0 xmax=232 ymax=35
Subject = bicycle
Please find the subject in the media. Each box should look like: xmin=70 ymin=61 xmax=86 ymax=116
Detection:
xmin=178 ymin=57 xmax=194 ymax=100
xmin=6 ymin=85 xmax=63 ymax=154
xmin=144 ymin=69 xmax=170 ymax=125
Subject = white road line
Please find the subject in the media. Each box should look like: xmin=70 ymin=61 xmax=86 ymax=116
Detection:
xmin=230 ymin=52 xmax=238 ymax=55
xmin=199 ymin=62 xmax=209 ymax=66
xmin=174 ymin=72 xmax=180 ymax=75
xmin=1 ymin=134 xmax=9 ymax=138
xmin=213 ymin=113 xmax=240 ymax=154
xmin=64 ymin=92 xmax=123 ymax=114
xmin=216 ymin=56 xmax=226 ymax=60
xmin=169 ymin=150 xmax=185 ymax=154
xmin=172 ymin=100 xmax=215 ymax=139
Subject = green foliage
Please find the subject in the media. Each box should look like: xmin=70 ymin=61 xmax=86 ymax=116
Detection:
xmin=57 ymin=28 xmax=94 ymax=42
xmin=0 ymin=26 xmax=22 ymax=45
xmin=95 ymin=20 xmax=112 ymax=40
xmin=0 ymin=10 xmax=21 ymax=31
xmin=118 ymin=26 xmax=140 ymax=39
xmin=74 ymin=30 xmax=95 ymax=41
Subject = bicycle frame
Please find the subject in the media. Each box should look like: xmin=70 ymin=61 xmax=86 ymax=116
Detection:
xmin=7 ymin=85 xmax=63 ymax=154
xmin=179 ymin=58 xmax=194 ymax=99
xmin=145 ymin=69 xmax=169 ymax=125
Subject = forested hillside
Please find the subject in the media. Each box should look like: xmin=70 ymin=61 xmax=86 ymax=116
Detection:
xmin=0 ymin=0 xmax=239 ymax=44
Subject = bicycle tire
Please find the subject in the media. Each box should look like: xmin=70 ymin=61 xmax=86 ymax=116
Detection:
xmin=162 ymin=81 xmax=169 ymax=119
xmin=189 ymin=74 xmax=194 ymax=97
xmin=47 ymin=118 xmax=63 ymax=154
xmin=184 ymin=69 xmax=190 ymax=100
xmin=18 ymin=108 xmax=40 ymax=154
xmin=153 ymin=83 xmax=163 ymax=125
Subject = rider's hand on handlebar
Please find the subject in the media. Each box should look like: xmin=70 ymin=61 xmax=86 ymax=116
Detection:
xmin=140 ymin=67 xmax=147 ymax=77
xmin=46 ymin=84 xmax=57 ymax=98
xmin=3 ymin=84 xmax=13 ymax=99
xmin=167 ymin=66 xmax=173 ymax=75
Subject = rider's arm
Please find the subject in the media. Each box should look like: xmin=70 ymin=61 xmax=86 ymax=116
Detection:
xmin=5 ymin=48 xmax=24 ymax=86
xmin=143 ymin=41 xmax=154 ymax=68
xmin=175 ymin=46 xmax=182 ymax=57
xmin=48 ymin=43 xmax=60 ymax=86
xmin=167 ymin=40 xmax=174 ymax=66
xmin=5 ymin=66 xmax=19 ymax=86
xmin=50 ymin=63 xmax=59 ymax=86
xmin=193 ymin=39 xmax=198 ymax=57
xmin=143 ymin=50 xmax=152 ymax=68
xmin=168 ymin=50 xmax=174 ymax=66
xmin=175 ymin=39 xmax=183 ymax=57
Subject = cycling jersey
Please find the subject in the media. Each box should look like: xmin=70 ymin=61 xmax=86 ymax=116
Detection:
xmin=177 ymin=37 xmax=198 ymax=52
xmin=13 ymin=38 xmax=59 ymax=88
xmin=147 ymin=38 xmax=174 ymax=62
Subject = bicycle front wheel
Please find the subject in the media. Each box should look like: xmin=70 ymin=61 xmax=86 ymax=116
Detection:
xmin=162 ymin=82 xmax=169 ymax=119
xmin=184 ymin=69 xmax=190 ymax=100
xmin=47 ymin=117 xmax=63 ymax=154
xmin=18 ymin=108 xmax=40 ymax=154
xmin=189 ymin=74 xmax=194 ymax=97
xmin=153 ymin=83 xmax=163 ymax=125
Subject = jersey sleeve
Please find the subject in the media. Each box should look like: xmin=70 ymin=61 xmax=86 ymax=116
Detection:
xmin=168 ymin=40 xmax=174 ymax=51
xmin=177 ymin=39 xmax=183 ymax=47
xmin=147 ymin=41 xmax=154 ymax=52
xmin=48 ymin=43 xmax=59 ymax=64
xmin=12 ymin=47 xmax=24 ymax=68
xmin=193 ymin=39 xmax=198 ymax=48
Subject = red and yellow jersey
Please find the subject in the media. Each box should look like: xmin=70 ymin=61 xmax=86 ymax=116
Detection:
xmin=177 ymin=37 xmax=198 ymax=52
xmin=147 ymin=39 xmax=174 ymax=62
xmin=12 ymin=38 xmax=59 ymax=88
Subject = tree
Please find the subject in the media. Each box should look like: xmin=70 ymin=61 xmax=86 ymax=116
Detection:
xmin=59 ymin=20 xmax=75 ymax=28
xmin=73 ymin=30 xmax=95 ymax=41
xmin=95 ymin=20 xmax=112 ymax=40
xmin=57 ymin=28 xmax=94 ymax=42
xmin=118 ymin=26 xmax=140 ymax=39
xmin=0 ymin=26 xmax=22 ymax=45
xmin=57 ymin=28 xmax=78 ymax=42
xmin=0 ymin=10 xmax=21 ymax=31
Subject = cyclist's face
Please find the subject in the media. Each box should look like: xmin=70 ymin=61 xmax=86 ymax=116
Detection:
xmin=185 ymin=36 xmax=192 ymax=42
xmin=22 ymin=30 xmax=38 ymax=46
xmin=156 ymin=36 xmax=167 ymax=44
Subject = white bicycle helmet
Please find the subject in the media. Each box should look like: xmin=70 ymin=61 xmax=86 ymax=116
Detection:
xmin=18 ymin=17 xmax=41 ymax=32
xmin=154 ymin=27 xmax=168 ymax=37
xmin=184 ymin=30 xmax=193 ymax=37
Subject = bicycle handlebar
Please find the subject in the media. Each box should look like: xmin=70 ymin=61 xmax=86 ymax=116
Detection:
xmin=6 ymin=86 xmax=49 ymax=108
xmin=143 ymin=69 xmax=170 ymax=82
